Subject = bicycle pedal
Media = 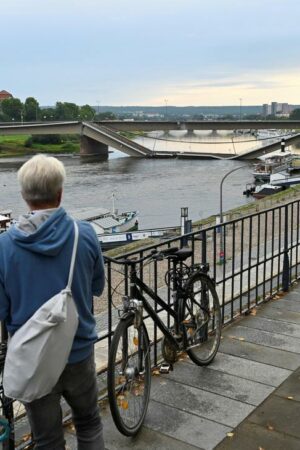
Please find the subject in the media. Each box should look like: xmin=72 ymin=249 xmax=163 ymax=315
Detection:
xmin=159 ymin=363 xmax=172 ymax=374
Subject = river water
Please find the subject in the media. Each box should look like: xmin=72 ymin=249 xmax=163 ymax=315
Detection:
xmin=0 ymin=132 xmax=297 ymax=228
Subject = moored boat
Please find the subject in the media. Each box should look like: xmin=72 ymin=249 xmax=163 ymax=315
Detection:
xmin=252 ymin=184 xmax=283 ymax=199
xmin=270 ymin=171 xmax=300 ymax=187
xmin=70 ymin=207 xmax=138 ymax=234
xmin=252 ymin=149 xmax=294 ymax=182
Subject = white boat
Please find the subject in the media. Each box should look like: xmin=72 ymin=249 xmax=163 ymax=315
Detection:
xmin=270 ymin=170 xmax=300 ymax=187
xmin=252 ymin=149 xmax=294 ymax=182
xmin=71 ymin=207 xmax=138 ymax=235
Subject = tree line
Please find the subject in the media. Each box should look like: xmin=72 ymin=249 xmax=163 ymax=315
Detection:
xmin=1 ymin=96 xmax=300 ymax=122
xmin=0 ymin=97 xmax=116 ymax=122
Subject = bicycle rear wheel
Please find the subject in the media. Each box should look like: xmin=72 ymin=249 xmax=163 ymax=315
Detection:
xmin=107 ymin=315 xmax=151 ymax=436
xmin=179 ymin=272 xmax=221 ymax=366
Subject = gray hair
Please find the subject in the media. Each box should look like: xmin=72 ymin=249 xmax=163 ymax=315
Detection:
xmin=18 ymin=154 xmax=66 ymax=203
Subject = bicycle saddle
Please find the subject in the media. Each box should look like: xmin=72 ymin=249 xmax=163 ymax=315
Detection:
xmin=173 ymin=247 xmax=193 ymax=261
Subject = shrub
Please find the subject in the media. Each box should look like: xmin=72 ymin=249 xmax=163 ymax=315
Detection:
xmin=25 ymin=137 xmax=33 ymax=147
xmin=61 ymin=142 xmax=77 ymax=151
xmin=31 ymin=134 xmax=62 ymax=145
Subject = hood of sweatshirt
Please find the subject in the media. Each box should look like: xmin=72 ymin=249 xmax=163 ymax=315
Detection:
xmin=8 ymin=207 xmax=73 ymax=256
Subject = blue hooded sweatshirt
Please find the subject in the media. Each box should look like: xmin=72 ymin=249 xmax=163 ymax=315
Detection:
xmin=0 ymin=207 xmax=105 ymax=364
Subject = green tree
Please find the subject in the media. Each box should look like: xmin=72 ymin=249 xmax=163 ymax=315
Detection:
xmin=24 ymin=97 xmax=40 ymax=121
xmin=79 ymin=104 xmax=95 ymax=121
xmin=1 ymin=98 xmax=23 ymax=121
xmin=290 ymin=109 xmax=300 ymax=120
xmin=55 ymin=102 xmax=80 ymax=120
xmin=41 ymin=108 xmax=55 ymax=121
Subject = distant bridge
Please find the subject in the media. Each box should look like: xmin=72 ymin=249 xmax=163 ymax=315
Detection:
xmin=97 ymin=119 xmax=300 ymax=132
xmin=0 ymin=120 xmax=300 ymax=159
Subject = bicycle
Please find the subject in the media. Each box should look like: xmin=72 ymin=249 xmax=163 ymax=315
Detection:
xmin=105 ymin=246 xmax=221 ymax=436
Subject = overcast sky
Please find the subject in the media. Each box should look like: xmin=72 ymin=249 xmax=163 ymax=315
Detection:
xmin=2 ymin=0 xmax=300 ymax=106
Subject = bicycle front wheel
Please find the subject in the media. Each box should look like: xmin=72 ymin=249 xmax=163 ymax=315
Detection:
xmin=107 ymin=314 xmax=151 ymax=436
xmin=179 ymin=272 xmax=221 ymax=366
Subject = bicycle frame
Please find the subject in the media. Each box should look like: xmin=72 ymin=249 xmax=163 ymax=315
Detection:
xmin=127 ymin=261 xmax=183 ymax=350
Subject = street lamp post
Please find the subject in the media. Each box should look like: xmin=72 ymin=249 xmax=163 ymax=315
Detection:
xmin=219 ymin=166 xmax=246 ymax=263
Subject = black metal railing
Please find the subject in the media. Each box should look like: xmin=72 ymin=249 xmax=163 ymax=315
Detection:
xmin=100 ymin=199 xmax=300 ymax=365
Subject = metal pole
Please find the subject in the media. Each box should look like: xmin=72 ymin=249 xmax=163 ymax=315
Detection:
xmin=181 ymin=207 xmax=188 ymax=235
xmin=282 ymin=204 xmax=290 ymax=291
xmin=219 ymin=166 xmax=246 ymax=263
xmin=180 ymin=207 xmax=188 ymax=247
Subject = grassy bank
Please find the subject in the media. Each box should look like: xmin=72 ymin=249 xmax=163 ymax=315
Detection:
xmin=0 ymin=135 xmax=80 ymax=157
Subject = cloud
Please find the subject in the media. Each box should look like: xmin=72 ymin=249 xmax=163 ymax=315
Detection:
xmin=145 ymin=70 xmax=300 ymax=106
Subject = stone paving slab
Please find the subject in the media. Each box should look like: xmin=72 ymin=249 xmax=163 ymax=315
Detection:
xmin=64 ymin=409 xmax=201 ymax=450
xmin=219 ymin=336 xmax=300 ymax=370
xmin=269 ymin=298 xmax=300 ymax=313
xmin=166 ymin=361 xmax=274 ymax=405
xmin=249 ymin=395 xmax=300 ymax=439
xmin=237 ymin=314 xmax=300 ymax=338
xmin=274 ymin=367 xmax=300 ymax=401
xmin=255 ymin=304 xmax=300 ymax=324
xmin=215 ymin=421 xmax=300 ymax=450
xmin=281 ymin=289 xmax=300 ymax=300
xmin=144 ymin=401 xmax=230 ymax=450
xmin=223 ymin=324 xmax=300 ymax=353
xmin=150 ymin=377 xmax=254 ymax=428
xmin=200 ymin=351 xmax=291 ymax=387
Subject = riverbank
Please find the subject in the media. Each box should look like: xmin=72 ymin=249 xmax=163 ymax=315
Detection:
xmin=0 ymin=135 xmax=80 ymax=157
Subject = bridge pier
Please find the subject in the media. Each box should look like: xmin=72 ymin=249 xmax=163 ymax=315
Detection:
xmin=80 ymin=135 xmax=109 ymax=158
xmin=185 ymin=129 xmax=194 ymax=137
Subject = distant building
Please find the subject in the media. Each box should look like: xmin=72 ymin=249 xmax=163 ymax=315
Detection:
xmin=262 ymin=101 xmax=295 ymax=117
xmin=0 ymin=90 xmax=13 ymax=101
xmin=262 ymin=104 xmax=270 ymax=117
xmin=271 ymin=102 xmax=278 ymax=115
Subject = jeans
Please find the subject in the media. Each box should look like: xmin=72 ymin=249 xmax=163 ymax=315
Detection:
xmin=24 ymin=353 xmax=104 ymax=450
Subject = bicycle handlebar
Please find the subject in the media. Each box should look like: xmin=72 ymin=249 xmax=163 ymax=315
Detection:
xmin=104 ymin=246 xmax=179 ymax=266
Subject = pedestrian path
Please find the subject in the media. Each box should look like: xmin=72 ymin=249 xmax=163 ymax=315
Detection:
xmin=64 ymin=283 xmax=300 ymax=449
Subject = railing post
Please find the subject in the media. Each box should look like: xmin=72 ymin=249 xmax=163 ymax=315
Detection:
xmin=201 ymin=230 xmax=207 ymax=264
xmin=282 ymin=204 xmax=290 ymax=291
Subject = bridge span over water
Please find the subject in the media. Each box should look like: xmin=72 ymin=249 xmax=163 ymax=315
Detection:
xmin=0 ymin=120 xmax=300 ymax=159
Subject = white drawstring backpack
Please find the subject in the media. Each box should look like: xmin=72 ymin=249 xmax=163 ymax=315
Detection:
xmin=3 ymin=221 xmax=79 ymax=403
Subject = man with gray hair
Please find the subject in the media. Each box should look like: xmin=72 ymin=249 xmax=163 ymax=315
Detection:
xmin=0 ymin=154 xmax=105 ymax=449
